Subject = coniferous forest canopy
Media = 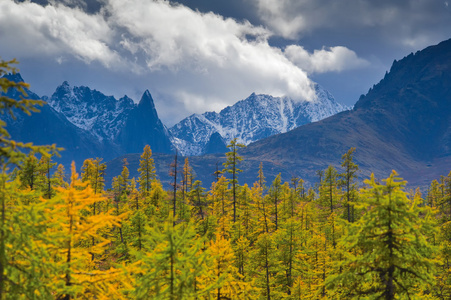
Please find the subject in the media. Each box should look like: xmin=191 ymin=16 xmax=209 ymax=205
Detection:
xmin=1 ymin=57 xmax=451 ymax=300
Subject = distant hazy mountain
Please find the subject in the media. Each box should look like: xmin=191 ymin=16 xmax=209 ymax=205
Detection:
xmin=115 ymin=90 xmax=172 ymax=154
xmin=170 ymin=84 xmax=349 ymax=156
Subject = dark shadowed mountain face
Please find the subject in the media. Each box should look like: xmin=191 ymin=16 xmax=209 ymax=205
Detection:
xmin=115 ymin=90 xmax=173 ymax=154
xmin=44 ymin=82 xmax=173 ymax=156
xmin=203 ymin=132 xmax=228 ymax=154
xmin=354 ymin=43 xmax=451 ymax=161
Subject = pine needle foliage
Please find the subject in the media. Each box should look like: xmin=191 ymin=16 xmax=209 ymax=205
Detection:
xmin=327 ymin=171 xmax=437 ymax=299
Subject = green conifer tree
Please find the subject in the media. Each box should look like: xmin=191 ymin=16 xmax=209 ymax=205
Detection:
xmin=223 ymin=138 xmax=245 ymax=223
xmin=339 ymin=148 xmax=359 ymax=222
xmin=19 ymin=153 xmax=39 ymax=190
xmin=327 ymin=172 xmax=437 ymax=299
xmin=138 ymin=145 xmax=156 ymax=200
xmin=133 ymin=218 xmax=217 ymax=299
xmin=269 ymin=174 xmax=282 ymax=231
xmin=36 ymin=154 xmax=57 ymax=199
xmin=81 ymin=157 xmax=106 ymax=195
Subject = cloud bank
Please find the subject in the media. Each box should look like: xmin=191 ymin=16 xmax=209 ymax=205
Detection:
xmin=0 ymin=0 xmax=368 ymax=124
xmin=250 ymin=0 xmax=451 ymax=48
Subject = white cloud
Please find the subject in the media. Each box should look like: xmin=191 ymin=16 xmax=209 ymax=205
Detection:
xmin=251 ymin=0 xmax=398 ymax=39
xmin=284 ymin=45 xmax=369 ymax=74
xmin=0 ymin=0 xmax=371 ymax=124
xmin=102 ymin=0 xmax=318 ymax=112
xmin=249 ymin=0 xmax=451 ymax=46
xmin=250 ymin=0 xmax=308 ymax=39
xmin=0 ymin=1 xmax=122 ymax=68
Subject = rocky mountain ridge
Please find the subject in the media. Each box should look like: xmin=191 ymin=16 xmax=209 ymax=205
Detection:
xmin=104 ymin=39 xmax=451 ymax=189
xmin=4 ymin=74 xmax=347 ymax=164
xmin=44 ymin=81 xmax=135 ymax=141
xmin=170 ymin=84 xmax=348 ymax=155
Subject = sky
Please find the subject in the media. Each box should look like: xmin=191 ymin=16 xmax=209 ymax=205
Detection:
xmin=1 ymin=0 xmax=450 ymax=126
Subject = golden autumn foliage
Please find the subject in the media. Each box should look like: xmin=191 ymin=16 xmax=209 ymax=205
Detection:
xmin=3 ymin=148 xmax=450 ymax=300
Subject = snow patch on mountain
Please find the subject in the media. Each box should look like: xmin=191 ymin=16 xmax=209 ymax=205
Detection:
xmin=46 ymin=82 xmax=135 ymax=141
xmin=170 ymin=84 xmax=349 ymax=156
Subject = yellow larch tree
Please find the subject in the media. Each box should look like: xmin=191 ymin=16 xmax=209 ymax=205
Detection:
xmin=44 ymin=162 xmax=125 ymax=299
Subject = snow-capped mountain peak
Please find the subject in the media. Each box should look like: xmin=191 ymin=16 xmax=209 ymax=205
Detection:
xmin=46 ymin=82 xmax=135 ymax=141
xmin=169 ymin=84 xmax=349 ymax=156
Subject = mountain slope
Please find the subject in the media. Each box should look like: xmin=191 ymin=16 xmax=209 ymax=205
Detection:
xmin=107 ymin=38 xmax=451 ymax=189
xmin=240 ymin=38 xmax=451 ymax=187
xmin=170 ymin=84 xmax=348 ymax=155
xmin=115 ymin=90 xmax=173 ymax=154
xmin=3 ymin=76 xmax=173 ymax=166
xmin=45 ymin=82 xmax=135 ymax=141
xmin=44 ymin=82 xmax=173 ymax=155
xmin=2 ymin=74 xmax=116 ymax=166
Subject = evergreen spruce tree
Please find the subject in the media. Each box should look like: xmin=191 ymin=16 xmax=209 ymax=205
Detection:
xmin=235 ymin=184 xmax=254 ymax=241
xmin=427 ymin=179 xmax=441 ymax=208
xmin=133 ymin=218 xmax=217 ymax=299
xmin=251 ymin=232 xmax=277 ymax=300
xmin=53 ymin=163 xmax=68 ymax=188
xmin=19 ymin=153 xmax=39 ymax=190
xmin=36 ymin=154 xmax=57 ymax=199
xmin=327 ymin=172 xmax=437 ymax=299
xmin=81 ymin=157 xmax=106 ymax=195
xmin=269 ymin=174 xmax=282 ymax=231
xmin=138 ymin=145 xmax=156 ymax=200
xmin=274 ymin=215 xmax=301 ymax=297
xmin=252 ymin=181 xmax=271 ymax=235
xmin=223 ymin=138 xmax=245 ymax=223
xmin=339 ymin=148 xmax=359 ymax=222
xmin=181 ymin=158 xmax=193 ymax=208
xmin=169 ymin=150 xmax=179 ymax=222
xmin=318 ymin=165 xmax=341 ymax=215
xmin=119 ymin=158 xmax=131 ymax=194
xmin=189 ymin=180 xmax=206 ymax=220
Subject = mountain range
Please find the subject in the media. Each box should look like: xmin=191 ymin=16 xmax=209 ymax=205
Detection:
xmin=5 ymin=38 xmax=451 ymax=189
xmin=106 ymin=38 xmax=451 ymax=189
xmin=3 ymin=77 xmax=171 ymax=165
xmin=170 ymin=85 xmax=347 ymax=156
xmin=3 ymin=73 xmax=346 ymax=166
xmin=239 ymin=38 xmax=451 ymax=188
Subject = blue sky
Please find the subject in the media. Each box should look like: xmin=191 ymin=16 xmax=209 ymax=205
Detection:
xmin=1 ymin=0 xmax=450 ymax=125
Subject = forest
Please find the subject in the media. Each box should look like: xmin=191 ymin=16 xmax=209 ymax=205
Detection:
xmin=1 ymin=61 xmax=451 ymax=300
